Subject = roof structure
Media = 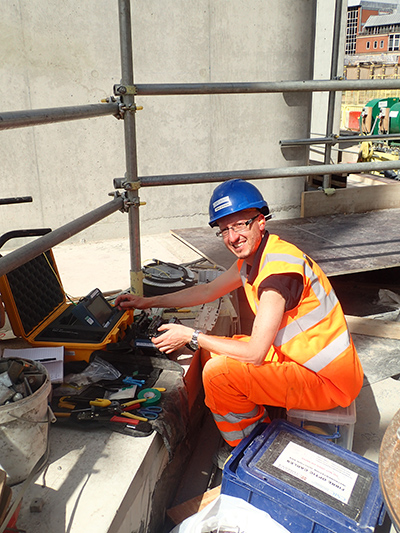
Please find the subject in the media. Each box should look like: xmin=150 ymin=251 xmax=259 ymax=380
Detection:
xmin=347 ymin=0 xmax=398 ymax=9
xmin=364 ymin=12 xmax=400 ymax=26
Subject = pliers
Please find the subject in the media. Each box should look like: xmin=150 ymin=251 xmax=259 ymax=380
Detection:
xmin=57 ymin=396 xmax=115 ymax=410
xmin=106 ymin=398 xmax=149 ymax=422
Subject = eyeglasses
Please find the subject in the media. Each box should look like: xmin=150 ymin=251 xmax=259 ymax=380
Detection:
xmin=216 ymin=215 xmax=260 ymax=238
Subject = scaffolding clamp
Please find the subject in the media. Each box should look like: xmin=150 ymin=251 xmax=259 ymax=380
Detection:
xmin=114 ymin=101 xmax=143 ymax=119
xmin=101 ymin=96 xmax=118 ymax=103
xmin=108 ymin=190 xmax=129 ymax=212
xmin=108 ymin=191 xmax=145 ymax=213
xmin=114 ymin=177 xmax=141 ymax=191
xmin=114 ymin=84 xmax=137 ymax=96
xmin=111 ymin=180 xmax=146 ymax=212
xmin=100 ymin=95 xmax=126 ymax=120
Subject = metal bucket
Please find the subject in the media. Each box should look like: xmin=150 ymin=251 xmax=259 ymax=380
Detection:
xmin=0 ymin=359 xmax=51 ymax=485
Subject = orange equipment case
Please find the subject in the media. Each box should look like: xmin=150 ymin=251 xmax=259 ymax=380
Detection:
xmin=0 ymin=249 xmax=133 ymax=362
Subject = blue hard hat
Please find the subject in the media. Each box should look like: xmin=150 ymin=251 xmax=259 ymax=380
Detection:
xmin=208 ymin=179 xmax=270 ymax=227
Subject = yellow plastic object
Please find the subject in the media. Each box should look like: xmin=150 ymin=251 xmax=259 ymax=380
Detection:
xmin=303 ymin=424 xmax=330 ymax=436
xmin=359 ymin=141 xmax=374 ymax=161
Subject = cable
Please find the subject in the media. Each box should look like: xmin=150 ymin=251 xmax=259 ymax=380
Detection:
xmin=42 ymin=252 xmax=77 ymax=305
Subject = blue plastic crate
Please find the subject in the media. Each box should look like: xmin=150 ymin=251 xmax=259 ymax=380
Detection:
xmin=221 ymin=420 xmax=387 ymax=533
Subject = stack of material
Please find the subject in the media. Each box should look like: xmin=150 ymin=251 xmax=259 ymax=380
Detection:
xmin=0 ymin=358 xmax=46 ymax=406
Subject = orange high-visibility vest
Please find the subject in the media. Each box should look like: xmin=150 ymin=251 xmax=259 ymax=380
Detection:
xmin=238 ymin=234 xmax=363 ymax=406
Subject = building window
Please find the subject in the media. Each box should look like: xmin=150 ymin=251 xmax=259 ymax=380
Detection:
xmin=374 ymin=40 xmax=378 ymax=49
xmin=389 ymin=34 xmax=400 ymax=51
xmin=346 ymin=7 xmax=358 ymax=55
xmin=380 ymin=40 xmax=384 ymax=48
xmin=366 ymin=41 xmax=370 ymax=49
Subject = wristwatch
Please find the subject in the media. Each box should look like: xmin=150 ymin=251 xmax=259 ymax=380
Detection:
xmin=188 ymin=329 xmax=202 ymax=351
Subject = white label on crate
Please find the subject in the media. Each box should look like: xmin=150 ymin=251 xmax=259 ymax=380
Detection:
xmin=273 ymin=441 xmax=358 ymax=504
xmin=389 ymin=110 xmax=399 ymax=118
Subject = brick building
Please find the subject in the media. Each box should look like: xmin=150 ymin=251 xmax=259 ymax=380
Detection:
xmin=356 ymin=12 xmax=400 ymax=54
xmin=346 ymin=1 xmax=398 ymax=56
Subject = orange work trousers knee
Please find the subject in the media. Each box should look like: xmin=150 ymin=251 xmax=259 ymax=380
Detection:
xmin=202 ymin=353 xmax=339 ymax=447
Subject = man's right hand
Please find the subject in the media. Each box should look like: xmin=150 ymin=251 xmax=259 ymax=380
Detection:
xmin=114 ymin=293 xmax=151 ymax=310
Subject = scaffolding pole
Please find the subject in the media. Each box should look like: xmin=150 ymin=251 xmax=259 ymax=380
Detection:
xmin=0 ymin=77 xmax=398 ymax=132
xmin=131 ymin=78 xmax=400 ymax=96
xmin=138 ymin=159 xmax=400 ymax=187
xmin=118 ymin=0 xmax=143 ymax=296
xmin=3 ymin=3 xmax=400 ymax=295
xmin=0 ymin=103 xmax=119 ymax=131
xmin=280 ymin=133 xmax=400 ymax=147
xmin=323 ymin=0 xmax=343 ymax=189
xmin=0 ymin=197 xmax=124 ymax=278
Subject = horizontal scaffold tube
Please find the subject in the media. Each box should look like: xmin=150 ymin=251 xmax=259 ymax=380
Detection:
xmin=280 ymin=133 xmax=400 ymax=146
xmin=2 ymin=78 xmax=400 ymax=130
xmin=139 ymin=160 xmax=400 ymax=186
xmin=0 ymin=103 xmax=120 ymax=131
xmin=134 ymin=78 xmax=400 ymax=96
xmin=0 ymin=197 xmax=124 ymax=278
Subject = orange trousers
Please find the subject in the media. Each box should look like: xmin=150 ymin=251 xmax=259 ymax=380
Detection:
xmin=202 ymin=341 xmax=340 ymax=446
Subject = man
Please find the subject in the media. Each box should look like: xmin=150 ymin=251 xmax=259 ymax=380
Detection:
xmin=115 ymin=179 xmax=363 ymax=455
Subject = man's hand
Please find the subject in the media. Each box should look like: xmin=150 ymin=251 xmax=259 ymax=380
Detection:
xmin=151 ymin=323 xmax=194 ymax=354
xmin=114 ymin=293 xmax=150 ymax=310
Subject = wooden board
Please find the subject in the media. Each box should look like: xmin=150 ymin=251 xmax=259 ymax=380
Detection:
xmin=301 ymin=183 xmax=400 ymax=218
xmin=346 ymin=315 xmax=400 ymax=340
xmin=0 ymin=470 xmax=11 ymax=528
xmin=167 ymin=485 xmax=221 ymax=525
xmin=172 ymin=208 xmax=400 ymax=276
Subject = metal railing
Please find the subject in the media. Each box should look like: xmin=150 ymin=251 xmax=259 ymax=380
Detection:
xmin=1 ymin=0 xmax=399 ymax=291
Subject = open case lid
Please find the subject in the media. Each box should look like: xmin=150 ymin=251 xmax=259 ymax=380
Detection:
xmin=0 ymin=249 xmax=66 ymax=338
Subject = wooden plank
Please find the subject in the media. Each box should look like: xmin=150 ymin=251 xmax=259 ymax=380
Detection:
xmin=0 ymin=484 xmax=12 ymax=528
xmin=167 ymin=485 xmax=221 ymax=525
xmin=346 ymin=315 xmax=400 ymax=340
xmin=301 ymin=183 xmax=400 ymax=218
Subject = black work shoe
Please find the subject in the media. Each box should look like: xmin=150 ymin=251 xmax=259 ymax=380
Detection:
xmin=212 ymin=442 xmax=235 ymax=470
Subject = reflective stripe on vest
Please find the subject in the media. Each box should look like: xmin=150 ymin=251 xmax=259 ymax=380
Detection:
xmin=241 ymin=250 xmax=351 ymax=371
xmin=271 ymin=253 xmax=339 ymax=346
xmin=303 ymin=329 xmax=351 ymax=373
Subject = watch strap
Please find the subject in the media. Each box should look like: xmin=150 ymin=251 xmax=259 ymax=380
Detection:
xmin=189 ymin=329 xmax=201 ymax=350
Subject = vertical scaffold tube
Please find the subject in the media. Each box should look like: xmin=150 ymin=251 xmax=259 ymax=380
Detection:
xmin=323 ymin=0 xmax=343 ymax=189
xmin=118 ymin=0 xmax=143 ymax=296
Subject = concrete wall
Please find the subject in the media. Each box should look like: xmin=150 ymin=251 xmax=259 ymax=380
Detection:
xmin=0 ymin=1 xmax=332 ymax=248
